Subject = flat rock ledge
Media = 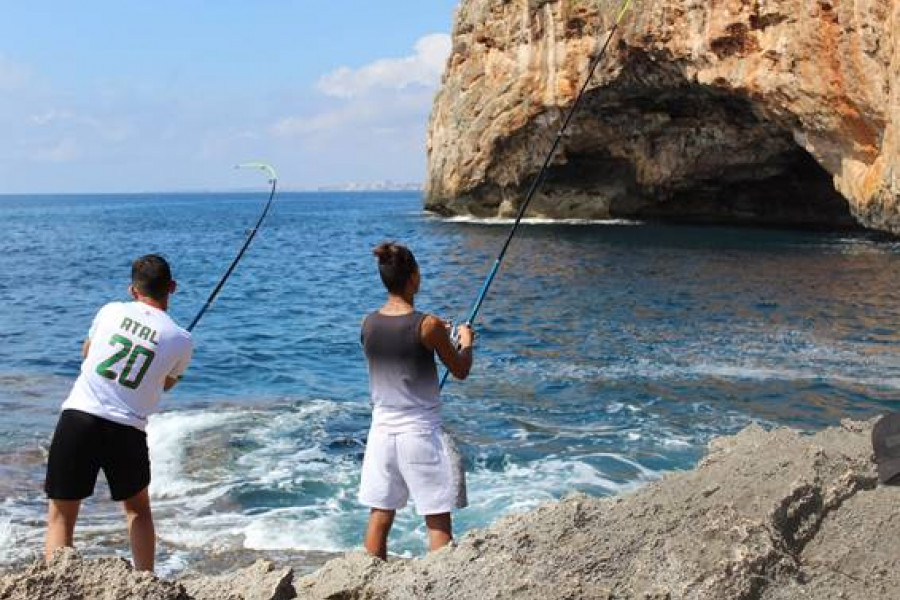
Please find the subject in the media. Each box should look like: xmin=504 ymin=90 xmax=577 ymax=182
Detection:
xmin=3 ymin=420 xmax=898 ymax=599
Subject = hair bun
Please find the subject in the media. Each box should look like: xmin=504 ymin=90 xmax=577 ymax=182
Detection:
xmin=373 ymin=242 xmax=397 ymax=265
xmin=372 ymin=241 xmax=418 ymax=294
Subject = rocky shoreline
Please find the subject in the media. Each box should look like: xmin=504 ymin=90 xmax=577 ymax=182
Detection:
xmin=2 ymin=419 xmax=897 ymax=599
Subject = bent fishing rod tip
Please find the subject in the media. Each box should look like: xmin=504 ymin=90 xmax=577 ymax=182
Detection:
xmin=235 ymin=162 xmax=278 ymax=184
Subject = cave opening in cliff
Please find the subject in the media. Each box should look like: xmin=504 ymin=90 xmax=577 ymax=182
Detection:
xmin=529 ymin=66 xmax=861 ymax=231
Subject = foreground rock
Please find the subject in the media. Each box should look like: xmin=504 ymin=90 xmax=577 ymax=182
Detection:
xmin=297 ymin=420 xmax=897 ymax=599
xmin=426 ymin=0 xmax=899 ymax=233
xmin=2 ymin=421 xmax=896 ymax=599
xmin=0 ymin=549 xmax=293 ymax=600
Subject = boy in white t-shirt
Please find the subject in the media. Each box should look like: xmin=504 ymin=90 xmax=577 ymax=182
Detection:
xmin=44 ymin=254 xmax=193 ymax=571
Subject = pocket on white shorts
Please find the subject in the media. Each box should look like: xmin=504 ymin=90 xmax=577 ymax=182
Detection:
xmin=398 ymin=431 xmax=440 ymax=465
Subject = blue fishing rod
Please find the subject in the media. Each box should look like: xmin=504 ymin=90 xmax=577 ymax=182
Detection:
xmin=187 ymin=163 xmax=279 ymax=332
xmin=440 ymin=0 xmax=634 ymax=388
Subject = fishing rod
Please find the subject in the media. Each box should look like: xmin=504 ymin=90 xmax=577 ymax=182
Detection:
xmin=440 ymin=0 xmax=634 ymax=388
xmin=186 ymin=162 xmax=279 ymax=332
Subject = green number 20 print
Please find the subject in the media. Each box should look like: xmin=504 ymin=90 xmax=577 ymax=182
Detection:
xmin=95 ymin=334 xmax=156 ymax=389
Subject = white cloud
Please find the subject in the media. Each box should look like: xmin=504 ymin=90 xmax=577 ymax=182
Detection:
xmin=315 ymin=33 xmax=451 ymax=99
xmin=31 ymin=138 xmax=82 ymax=163
xmin=271 ymin=33 xmax=451 ymax=141
xmin=270 ymin=103 xmax=381 ymax=138
xmin=0 ymin=55 xmax=29 ymax=91
xmin=29 ymin=108 xmax=134 ymax=142
xmin=30 ymin=109 xmax=75 ymax=126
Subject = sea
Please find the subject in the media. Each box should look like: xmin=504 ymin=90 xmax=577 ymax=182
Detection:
xmin=1 ymin=191 xmax=899 ymax=575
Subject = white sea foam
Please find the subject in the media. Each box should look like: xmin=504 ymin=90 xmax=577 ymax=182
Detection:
xmin=47 ymin=398 xmax=700 ymax=565
xmin=148 ymin=410 xmax=240 ymax=498
xmin=157 ymin=499 xmax=354 ymax=555
xmin=235 ymin=400 xmax=353 ymax=488
xmin=587 ymin=453 xmax=661 ymax=479
xmin=243 ymin=510 xmax=344 ymax=553
xmin=0 ymin=502 xmax=45 ymax=565
xmin=434 ymin=214 xmax=643 ymax=226
xmin=0 ymin=517 xmax=15 ymax=562
xmin=157 ymin=512 xmax=246 ymax=549
xmin=464 ymin=454 xmax=655 ymax=519
xmin=505 ymin=351 xmax=900 ymax=390
xmin=155 ymin=551 xmax=192 ymax=579
xmin=146 ymin=400 xmax=664 ymax=560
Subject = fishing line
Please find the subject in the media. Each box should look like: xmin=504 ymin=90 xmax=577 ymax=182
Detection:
xmin=186 ymin=163 xmax=279 ymax=332
xmin=440 ymin=0 xmax=634 ymax=388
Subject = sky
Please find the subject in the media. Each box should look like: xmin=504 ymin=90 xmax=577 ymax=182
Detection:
xmin=0 ymin=1 xmax=461 ymax=192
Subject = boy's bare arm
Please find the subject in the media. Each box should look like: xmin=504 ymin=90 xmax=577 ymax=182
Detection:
xmin=421 ymin=316 xmax=474 ymax=380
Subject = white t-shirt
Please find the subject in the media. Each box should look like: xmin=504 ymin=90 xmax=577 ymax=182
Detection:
xmin=62 ymin=301 xmax=193 ymax=431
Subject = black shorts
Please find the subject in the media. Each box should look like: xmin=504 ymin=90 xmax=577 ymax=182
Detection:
xmin=45 ymin=409 xmax=151 ymax=502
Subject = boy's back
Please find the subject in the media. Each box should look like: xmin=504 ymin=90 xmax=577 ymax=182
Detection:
xmin=63 ymin=300 xmax=192 ymax=431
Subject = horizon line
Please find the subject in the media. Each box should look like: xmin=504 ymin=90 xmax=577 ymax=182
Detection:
xmin=0 ymin=186 xmax=426 ymax=197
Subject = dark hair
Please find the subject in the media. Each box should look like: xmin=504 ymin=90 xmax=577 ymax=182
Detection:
xmin=373 ymin=242 xmax=418 ymax=294
xmin=131 ymin=254 xmax=173 ymax=301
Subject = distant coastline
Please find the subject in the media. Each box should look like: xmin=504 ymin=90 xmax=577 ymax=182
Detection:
xmin=314 ymin=181 xmax=422 ymax=193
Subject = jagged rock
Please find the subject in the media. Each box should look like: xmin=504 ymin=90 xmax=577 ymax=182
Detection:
xmin=0 ymin=551 xmax=295 ymax=600
xmin=293 ymin=552 xmax=383 ymax=599
xmin=426 ymin=0 xmax=899 ymax=233
xmin=295 ymin=420 xmax=892 ymax=599
xmin=0 ymin=548 xmax=190 ymax=600
xmin=182 ymin=560 xmax=295 ymax=600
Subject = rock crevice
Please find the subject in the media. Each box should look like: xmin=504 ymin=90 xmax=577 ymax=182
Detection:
xmin=426 ymin=0 xmax=899 ymax=233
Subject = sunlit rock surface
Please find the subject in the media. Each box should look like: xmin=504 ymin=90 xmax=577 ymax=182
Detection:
xmin=426 ymin=0 xmax=898 ymax=232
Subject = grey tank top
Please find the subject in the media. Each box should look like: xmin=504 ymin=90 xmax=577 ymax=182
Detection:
xmin=361 ymin=311 xmax=441 ymax=431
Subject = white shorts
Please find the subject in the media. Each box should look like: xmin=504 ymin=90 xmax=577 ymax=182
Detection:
xmin=359 ymin=426 xmax=467 ymax=516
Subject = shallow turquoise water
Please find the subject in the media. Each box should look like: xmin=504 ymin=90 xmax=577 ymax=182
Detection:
xmin=1 ymin=191 xmax=899 ymax=572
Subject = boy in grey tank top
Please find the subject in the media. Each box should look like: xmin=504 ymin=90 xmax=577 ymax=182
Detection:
xmin=358 ymin=242 xmax=475 ymax=560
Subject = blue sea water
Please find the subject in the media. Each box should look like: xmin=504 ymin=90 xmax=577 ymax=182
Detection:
xmin=1 ymin=191 xmax=900 ymax=573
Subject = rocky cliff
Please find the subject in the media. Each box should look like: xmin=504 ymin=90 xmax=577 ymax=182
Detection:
xmin=425 ymin=0 xmax=899 ymax=232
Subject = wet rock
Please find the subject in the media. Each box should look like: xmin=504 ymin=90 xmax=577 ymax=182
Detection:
xmin=426 ymin=0 xmax=899 ymax=233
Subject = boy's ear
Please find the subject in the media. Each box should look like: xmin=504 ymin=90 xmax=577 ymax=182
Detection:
xmin=169 ymin=280 xmax=178 ymax=295
xmin=128 ymin=284 xmax=138 ymax=299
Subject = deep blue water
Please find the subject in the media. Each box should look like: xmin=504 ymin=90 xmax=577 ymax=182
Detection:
xmin=1 ymin=191 xmax=900 ymax=573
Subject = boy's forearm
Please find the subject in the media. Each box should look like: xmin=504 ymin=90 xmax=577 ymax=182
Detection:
xmin=456 ymin=346 xmax=474 ymax=379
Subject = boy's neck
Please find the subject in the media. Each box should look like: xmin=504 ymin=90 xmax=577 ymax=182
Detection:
xmin=385 ymin=293 xmax=414 ymax=311
xmin=136 ymin=296 xmax=168 ymax=312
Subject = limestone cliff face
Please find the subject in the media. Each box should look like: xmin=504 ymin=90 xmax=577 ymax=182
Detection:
xmin=426 ymin=0 xmax=898 ymax=232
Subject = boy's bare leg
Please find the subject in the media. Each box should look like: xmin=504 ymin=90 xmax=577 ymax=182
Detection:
xmin=45 ymin=499 xmax=81 ymax=563
xmin=123 ymin=487 xmax=155 ymax=571
xmin=425 ymin=512 xmax=452 ymax=552
xmin=364 ymin=508 xmax=395 ymax=560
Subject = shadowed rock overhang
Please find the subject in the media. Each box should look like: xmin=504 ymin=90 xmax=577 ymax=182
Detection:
xmin=426 ymin=0 xmax=898 ymax=233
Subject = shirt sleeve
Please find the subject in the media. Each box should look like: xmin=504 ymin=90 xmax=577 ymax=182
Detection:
xmin=87 ymin=303 xmax=116 ymax=340
xmin=168 ymin=338 xmax=193 ymax=379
